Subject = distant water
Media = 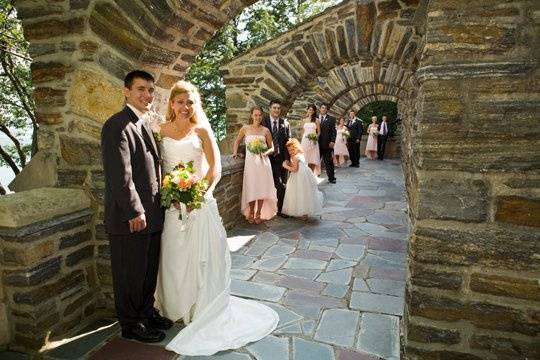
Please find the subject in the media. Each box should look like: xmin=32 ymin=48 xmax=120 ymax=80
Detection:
xmin=1 ymin=166 xmax=15 ymax=193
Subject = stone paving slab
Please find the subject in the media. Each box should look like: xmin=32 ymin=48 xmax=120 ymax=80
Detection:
xmin=314 ymin=309 xmax=360 ymax=347
xmin=293 ymin=337 xmax=335 ymax=360
xmin=350 ymin=292 xmax=404 ymax=316
xmin=230 ymin=279 xmax=286 ymax=302
xmin=316 ymin=268 xmax=353 ymax=285
xmin=356 ymin=313 xmax=400 ymax=359
xmin=89 ymin=338 xmax=175 ymax=360
xmin=246 ymin=335 xmax=288 ymax=360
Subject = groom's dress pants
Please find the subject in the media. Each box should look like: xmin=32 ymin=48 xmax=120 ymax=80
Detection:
xmin=269 ymin=153 xmax=288 ymax=212
xmin=320 ymin=148 xmax=335 ymax=181
xmin=109 ymin=231 xmax=161 ymax=327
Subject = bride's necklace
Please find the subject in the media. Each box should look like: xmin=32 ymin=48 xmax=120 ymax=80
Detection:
xmin=173 ymin=120 xmax=191 ymax=138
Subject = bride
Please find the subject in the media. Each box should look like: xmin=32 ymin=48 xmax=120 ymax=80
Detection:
xmin=154 ymin=80 xmax=278 ymax=356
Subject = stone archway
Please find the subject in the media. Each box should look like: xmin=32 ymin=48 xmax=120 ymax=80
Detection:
xmin=2 ymin=0 xmax=538 ymax=358
xmin=221 ymin=0 xmax=420 ymax=149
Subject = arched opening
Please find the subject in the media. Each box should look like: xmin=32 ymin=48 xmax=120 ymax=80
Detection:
xmin=0 ymin=0 xmax=537 ymax=359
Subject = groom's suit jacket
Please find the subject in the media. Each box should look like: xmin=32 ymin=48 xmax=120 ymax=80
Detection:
xmin=101 ymin=106 xmax=164 ymax=235
xmin=263 ymin=115 xmax=291 ymax=160
xmin=318 ymin=114 xmax=337 ymax=150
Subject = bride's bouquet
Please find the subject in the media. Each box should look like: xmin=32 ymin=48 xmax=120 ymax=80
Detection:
xmin=342 ymin=129 xmax=350 ymax=141
xmin=246 ymin=137 xmax=268 ymax=155
xmin=306 ymin=132 xmax=318 ymax=144
xmin=161 ymin=161 xmax=209 ymax=216
xmin=371 ymin=128 xmax=379 ymax=138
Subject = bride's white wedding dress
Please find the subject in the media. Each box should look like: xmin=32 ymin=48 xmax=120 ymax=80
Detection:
xmin=155 ymin=134 xmax=278 ymax=356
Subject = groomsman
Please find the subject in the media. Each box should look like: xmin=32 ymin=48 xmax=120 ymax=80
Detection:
xmin=263 ymin=99 xmax=291 ymax=217
xmin=377 ymin=115 xmax=389 ymax=160
xmin=346 ymin=110 xmax=363 ymax=167
xmin=318 ymin=104 xmax=337 ymax=183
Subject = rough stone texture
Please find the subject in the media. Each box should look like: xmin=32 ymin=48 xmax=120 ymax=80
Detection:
xmin=220 ymin=0 xmax=417 ymax=151
xmin=0 ymin=188 xmax=90 ymax=228
xmin=0 ymin=190 xmax=96 ymax=351
xmin=402 ymin=0 xmax=540 ymax=358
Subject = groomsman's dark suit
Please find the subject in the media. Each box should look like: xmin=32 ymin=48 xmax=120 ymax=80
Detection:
xmin=318 ymin=114 xmax=337 ymax=182
xmin=377 ymin=119 xmax=389 ymax=160
xmin=263 ymin=115 xmax=290 ymax=214
xmin=101 ymin=106 xmax=165 ymax=333
xmin=346 ymin=117 xmax=363 ymax=167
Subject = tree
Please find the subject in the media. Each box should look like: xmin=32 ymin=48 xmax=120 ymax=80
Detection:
xmin=0 ymin=0 xmax=37 ymax=190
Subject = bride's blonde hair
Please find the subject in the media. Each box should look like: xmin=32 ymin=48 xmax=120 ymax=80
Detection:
xmin=166 ymin=80 xmax=202 ymax=124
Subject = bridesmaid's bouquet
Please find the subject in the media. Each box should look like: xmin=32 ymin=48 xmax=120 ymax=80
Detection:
xmin=342 ymin=129 xmax=350 ymax=141
xmin=371 ymin=128 xmax=379 ymax=138
xmin=160 ymin=161 xmax=209 ymax=214
xmin=306 ymin=133 xmax=318 ymax=144
xmin=246 ymin=137 xmax=268 ymax=155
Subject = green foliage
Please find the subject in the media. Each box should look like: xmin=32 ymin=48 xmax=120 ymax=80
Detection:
xmin=0 ymin=0 xmax=37 ymax=176
xmin=187 ymin=0 xmax=340 ymax=141
xmin=356 ymin=101 xmax=398 ymax=137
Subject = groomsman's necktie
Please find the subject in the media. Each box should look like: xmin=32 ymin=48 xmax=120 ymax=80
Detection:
xmin=272 ymin=119 xmax=280 ymax=155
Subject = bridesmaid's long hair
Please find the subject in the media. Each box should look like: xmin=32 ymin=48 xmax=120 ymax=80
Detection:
xmin=307 ymin=104 xmax=317 ymax=123
xmin=166 ymin=80 xmax=201 ymax=125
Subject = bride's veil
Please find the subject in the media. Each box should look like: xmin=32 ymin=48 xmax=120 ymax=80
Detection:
xmin=192 ymin=86 xmax=222 ymax=197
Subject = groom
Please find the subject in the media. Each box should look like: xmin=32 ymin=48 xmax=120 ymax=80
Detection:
xmin=263 ymin=99 xmax=291 ymax=217
xmin=101 ymin=70 xmax=172 ymax=343
xmin=318 ymin=104 xmax=337 ymax=183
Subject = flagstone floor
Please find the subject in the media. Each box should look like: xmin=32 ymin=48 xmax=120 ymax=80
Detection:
xmin=1 ymin=159 xmax=408 ymax=360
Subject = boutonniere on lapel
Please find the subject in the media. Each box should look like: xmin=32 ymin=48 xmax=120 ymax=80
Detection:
xmin=143 ymin=111 xmax=163 ymax=143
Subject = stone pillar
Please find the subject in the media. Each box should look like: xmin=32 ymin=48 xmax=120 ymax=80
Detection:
xmin=403 ymin=0 xmax=540 ymax=358
xmin=0 ymin=188 xmax=97 ymax=351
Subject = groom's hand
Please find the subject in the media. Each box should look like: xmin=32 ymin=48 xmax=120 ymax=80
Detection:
xmin=329 ymin=142 xmax=335 ymax=148
xmin=129 ymin=214 xmax=147 ymax=232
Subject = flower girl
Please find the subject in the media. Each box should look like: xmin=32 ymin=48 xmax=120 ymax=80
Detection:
xmin=281 ymin=138 xmax=323 ymax=219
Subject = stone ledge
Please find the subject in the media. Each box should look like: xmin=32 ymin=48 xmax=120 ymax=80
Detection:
xmin=0 ymin=188 xmax=91 ymax=228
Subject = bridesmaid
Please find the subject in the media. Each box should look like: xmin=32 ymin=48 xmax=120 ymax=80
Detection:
xmin=299 ymin=104 xmax=321 ymax=175
xmin=365 ymin=116 xmax=379 ymax=160
xmin=232 ymin=107 xmax=277 ymax=224
xmin=333 ymin=117 xmax=350 ymax=167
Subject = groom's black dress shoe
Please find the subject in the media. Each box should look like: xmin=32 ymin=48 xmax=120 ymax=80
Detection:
xmin=278 ymin=212 xmax=290 ymax=219
xmin=329 ymin=179 xmax=336 ymax=184
xmin=122 ymin=323 xmax=165 ymax=343
xmin=149 ymin=310 xmax=173 ymax=330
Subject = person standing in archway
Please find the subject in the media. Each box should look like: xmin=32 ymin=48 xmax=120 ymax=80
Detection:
xmin=318 ymin=104 xmax=337 ymax=183
xmin=377 ymin=115 xmax=389 ymax=160
xmin=346 ymin=110 xmax=363 ymax=167
xmin=262 ymin=99 xmax=291 ymax=217
xmin=365 ymin=116 xmax=379 ymax=160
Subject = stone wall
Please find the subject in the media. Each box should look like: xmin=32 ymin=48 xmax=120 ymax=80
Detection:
xmin=0 ymin=188 xmax=98 ymax=351
xmin=402 ymin=0 xmax=540 ymax=358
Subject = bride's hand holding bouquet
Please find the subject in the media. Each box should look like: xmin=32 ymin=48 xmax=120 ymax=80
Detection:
xmin=161 ymin=161 xmax=209 ymax=217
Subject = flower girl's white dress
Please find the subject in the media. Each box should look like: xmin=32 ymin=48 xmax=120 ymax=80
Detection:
xmin=156 ymin=134 xmax=278 ymax=356
xmin=282 ymin=154 xmax=323 ymax=217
